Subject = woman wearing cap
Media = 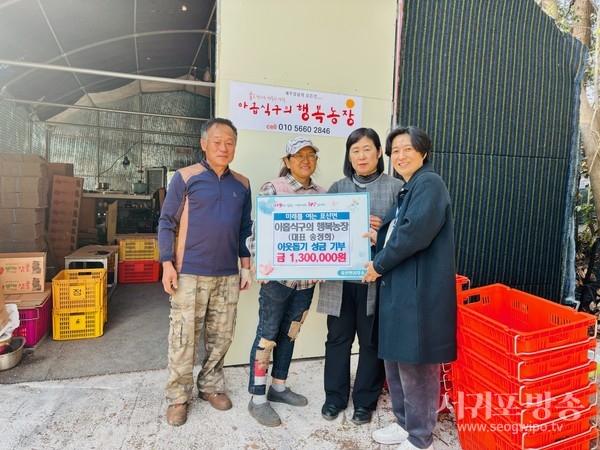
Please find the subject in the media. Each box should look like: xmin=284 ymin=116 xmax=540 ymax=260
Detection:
xmin=246 ymin=136 xmax=327 ymax=427
xmin=317 ymin=127 xmax=404 ymax=425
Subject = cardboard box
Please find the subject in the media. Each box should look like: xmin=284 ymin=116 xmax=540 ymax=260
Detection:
xmin=78 ymin=197 xmax=96 ymax=233
xmin=47 ymin=163 xmax=74 ymax=178
xmin=5 ymin=222 xmax=45 ymax=240
xmin=0 ymin=176 xmax=48 ymax=193
xmin=0 ymin=154 xmax=45 ymax=163
xmin=0 ymin=208 xmax=46 ymax=225
xmin=0 ymin=189 xmax=48 ymax=208
xmin=5 ymin=283 xmax=51 ymax=307
xmin=0 ymin=161 xmax=47 ymax=177
xmin=0 ymin=252 xmax=46 ymax=293
xmin=0 ymin=237 xmax=46 ymax=253
xmin=47 ymin=176 xmax=83 ymax=261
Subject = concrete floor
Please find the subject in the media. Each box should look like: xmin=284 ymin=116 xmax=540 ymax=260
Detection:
xmin=0 ymin=282 xmax=463 ymax=449
xmin=4 ymin=281 xmax=600 ymax=449
xmin=0 ymin=356 xmax=463 ymax=450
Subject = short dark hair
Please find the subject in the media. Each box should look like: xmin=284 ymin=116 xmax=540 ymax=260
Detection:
xmin=385 ymin=125 xmax=431 ymax=163
xmin=342 ymin=127 xmax=385 ymax=177
xmin=201 ymin=117 xmax=238 ymax=140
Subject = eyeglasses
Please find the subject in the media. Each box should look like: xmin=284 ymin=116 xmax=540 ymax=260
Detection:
xmin=290 ymin=154 xmax=318 ymax=162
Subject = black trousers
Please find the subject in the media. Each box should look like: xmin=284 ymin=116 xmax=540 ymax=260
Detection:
xmin=323 ymin=281 xmax=385 ymax=410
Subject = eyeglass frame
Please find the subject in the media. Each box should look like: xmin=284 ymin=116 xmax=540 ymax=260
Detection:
xmin=289 ymin=153 xmax=318 ymax=162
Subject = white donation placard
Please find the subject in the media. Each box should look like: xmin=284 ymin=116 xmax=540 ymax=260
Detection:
xmin=254 ymin=193 xmax=370 ymax=280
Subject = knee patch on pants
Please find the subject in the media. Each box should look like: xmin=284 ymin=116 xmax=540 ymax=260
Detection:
xmin=256 ymin=337 xmax=276 ymax=370
xmin=287 ymin=310 xmax=309 ymax=341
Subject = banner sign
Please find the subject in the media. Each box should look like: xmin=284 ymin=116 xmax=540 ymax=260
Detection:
xmin=229 ymin=81 xmax=363 ymax=138
xmin=254 ymin=193 xmax=370 ymax=280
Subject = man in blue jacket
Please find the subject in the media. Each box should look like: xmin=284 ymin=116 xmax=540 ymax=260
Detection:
xmin=158 ymin=117 xmax=253 ymax=426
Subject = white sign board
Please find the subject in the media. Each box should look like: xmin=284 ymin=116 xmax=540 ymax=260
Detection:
xmin=229 ymin=81 xmax=363 ymax=138
xmin=255 ymin=193 xmax=370 ymax=280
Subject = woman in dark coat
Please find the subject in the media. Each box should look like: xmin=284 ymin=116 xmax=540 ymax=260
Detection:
xmin=363 ymin=125 xmax=456 ymax=450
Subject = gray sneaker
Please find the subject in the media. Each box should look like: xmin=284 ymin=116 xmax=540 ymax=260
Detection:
xmin=267 ymin=386 xmax=308 ymax=406
xmin=248 ymin=399 xmax=281 ymax=427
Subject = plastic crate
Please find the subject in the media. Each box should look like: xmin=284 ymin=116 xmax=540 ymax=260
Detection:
xmin=456 ymin=274 xmax=470 ymax=292
xmin=457 ymin=284 xmax=596 ymax=355
xmin=455 ymin=375 xmax=598 ymax=448
xmin=118 ymin=260 xmax=160 ymax=283
xmin=457 ymin=416 xmax=598 ymax=450
xmin=13 ymin=294 xmax=52 ymax=347
xmin=498 ymin=404 xmax=596 ymax=448
xmin=118 ymin=238 xmax=159 ymax=262
xmin=454 ymin=351 xmax=596 ymax=406
xmin=52 ymin=307 xmax=103 ymax=340
xmin=453 ymin=359 xmax=598 ymax=424
xmin=458 ymin=328 xmax=595 ymax=381
xmin=52 ymin=269 xmax=106 ymax=310
xmin=439 ymin=365 xmax=454 ymax=413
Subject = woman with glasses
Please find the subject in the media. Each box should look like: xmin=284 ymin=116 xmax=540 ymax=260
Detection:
xmin=364 ymin=126 xmax=456 ymax=450
xmin=317 ymin=127 xmax=404 ymax=425
xmin=246 ymin=136 xmax=326 ymax=427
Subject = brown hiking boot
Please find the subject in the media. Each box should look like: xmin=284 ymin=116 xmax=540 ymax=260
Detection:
xmin=199 ymin=391 xmax=232 ymax=411
xmin=166 ymin=403 xmax=188 ymax=426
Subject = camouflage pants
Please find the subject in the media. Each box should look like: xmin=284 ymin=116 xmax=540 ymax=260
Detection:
xmin=164 ymin=273 xmax=240 ymax=405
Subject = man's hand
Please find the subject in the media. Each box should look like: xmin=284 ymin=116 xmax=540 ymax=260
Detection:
xmin=240 ymin=267 xmax=252 ymax=290
xmin=162 ymin=262 xmax=178 ymax=295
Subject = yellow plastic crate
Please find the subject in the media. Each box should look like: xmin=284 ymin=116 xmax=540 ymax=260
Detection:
xmin=52 ymin=308 xmax=104 ymax=340
xmin=118 ymin=238 xmax=159 ymax=262
xmin=52 ymin=269 xmax=106 ymax=311
xmin=103 ymin=294 xmax=108 ymax=324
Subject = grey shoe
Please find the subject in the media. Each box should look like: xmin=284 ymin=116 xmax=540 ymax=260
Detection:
xmin=248 ymin=399 xmax=281 ymax=427
xmin=267 ymin=386 xmax=308 ymax=406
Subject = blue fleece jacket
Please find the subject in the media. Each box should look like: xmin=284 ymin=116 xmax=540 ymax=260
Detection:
xmin=158 ymin=159 xmax=252 ymax=276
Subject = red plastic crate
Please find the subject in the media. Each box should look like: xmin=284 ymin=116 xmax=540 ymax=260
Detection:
xmin=456 ymin=274 xmax=470 ymax=292
xmin=457 ymin=414 xmax=598 ymax=450
xmin=118 ymin=260 xmax=160 ymax=283
xmin=456 ymin=378 xmax=598 ymax=448
xmin=457 ymin=284 xmax=596 ymax=355
xmin=13 ymin=294 xmax=52 ymax=347
xmin=458 ymin=328 xmax=595 ymax=381
xmin=453 ymin=354 xmax=596 ymax=408
xmin=453 ymin=359 xmax=598 ymax=424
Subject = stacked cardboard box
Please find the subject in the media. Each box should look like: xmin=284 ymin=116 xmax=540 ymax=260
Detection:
xmin=0 ymin=252 xmax=46 ymax=293
xmin=0 ymin=154 xmax=49 ymax=252
xmin=47 ymin=175 xmax=84 ymax=270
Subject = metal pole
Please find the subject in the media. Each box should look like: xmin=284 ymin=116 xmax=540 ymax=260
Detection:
xmin=2 ymin=98 xmax=208 ymax=122
xmin=42 ymin=119 xmax=201 ymax=139
xmin=0 ymin=59 xmax=215 ymax=88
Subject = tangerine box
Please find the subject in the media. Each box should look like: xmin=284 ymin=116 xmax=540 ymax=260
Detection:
xmin=0 ymin=252 xmax=46 ymax=293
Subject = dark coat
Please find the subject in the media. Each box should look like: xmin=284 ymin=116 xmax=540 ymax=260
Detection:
xmin=372 ymin=163 xmax=457 ymax=364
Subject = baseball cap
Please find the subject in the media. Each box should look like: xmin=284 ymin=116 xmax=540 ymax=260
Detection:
xmin=285 ymin=136 xmax=320 ymax=156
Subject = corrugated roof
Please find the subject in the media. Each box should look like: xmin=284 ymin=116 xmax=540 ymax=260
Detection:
xmin=0 ymin=0 xmax=216 ymax=120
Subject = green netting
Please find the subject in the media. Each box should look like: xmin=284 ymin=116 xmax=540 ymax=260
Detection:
xmin=397 ymin=0 xmax=587 ymax=300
